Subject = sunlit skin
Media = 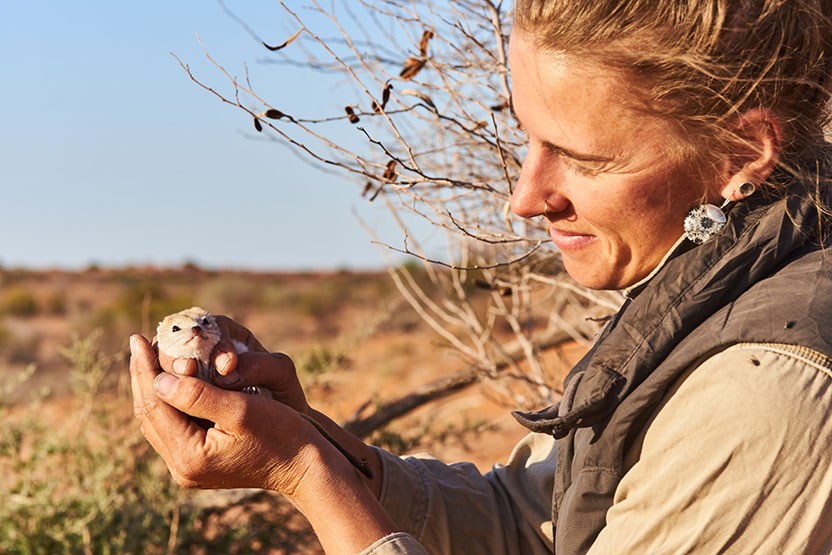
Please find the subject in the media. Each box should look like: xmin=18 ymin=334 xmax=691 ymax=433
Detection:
xmin=509 ymin=32 xmax=722 ymax=290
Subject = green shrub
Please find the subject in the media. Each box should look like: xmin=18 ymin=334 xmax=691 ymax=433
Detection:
xmin=59 ymin=330 xmax=114 ymax=413
xmin=0 ymin=338 xmax=318 ymax=553
xmin=297 ymin=344 xmax=350 ymax=382
xmin=2 ymin=286 xmax=37 ymax=316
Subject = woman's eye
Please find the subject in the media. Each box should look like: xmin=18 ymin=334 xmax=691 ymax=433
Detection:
xmin=570 ymin=163 xmax=596 ymax=176
xmin=172 ymin=325 xmax=180 ymax=332
xmin=567 ymin=159 xmax=602 ymax=177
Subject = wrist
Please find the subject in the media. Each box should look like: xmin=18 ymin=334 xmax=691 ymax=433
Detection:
xmin=287 ymin=442 xmax=398 ymax=553
xmin=287 ymin=438 xmax=358 ymax=507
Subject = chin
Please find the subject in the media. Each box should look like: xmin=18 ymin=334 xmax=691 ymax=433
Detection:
xmin=566 ymin=266 xmax=635 ymax=291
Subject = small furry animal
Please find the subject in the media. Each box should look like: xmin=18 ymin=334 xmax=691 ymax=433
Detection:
xmin=156 ymin=307 xmax=261 ymax=394
xmin=156 ymin=307 xmax=372 ymax=478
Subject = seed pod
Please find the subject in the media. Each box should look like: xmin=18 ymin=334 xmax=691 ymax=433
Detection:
xmin=491 ymin=101 xmax=508 ymax=112
xmin=345 ymin=106 xmax=360 ymax=124
xmin=400 ymin=57 xmax=426 ymax=80
xmin=401 ymin=89 xmax=436 ymax=110
xmin=419 ymin=30 xmax=434 ymax=57
xmin=382 ymin=160 xmax=397 ymax=181
xmin=263 ymin=28 xmax=302 ymax=51
xmin=264 ymin=108 xmax=286 ymax=119
xmin=373 ymin=83 xmax=394 ymax=114
xmin=254 ymin=118 xmax=263 ymax=132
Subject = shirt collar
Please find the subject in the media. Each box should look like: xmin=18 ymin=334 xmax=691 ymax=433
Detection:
xmin=624 ymin=233 xmax=690 ymax=299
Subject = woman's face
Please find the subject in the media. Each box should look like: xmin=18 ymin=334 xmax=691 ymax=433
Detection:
xmin=509 ymin=32 xmax=717 ymax=290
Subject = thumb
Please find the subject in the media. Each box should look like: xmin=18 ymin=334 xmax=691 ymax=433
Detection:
xmin=155 ymin=372 xmax=247 ymax=428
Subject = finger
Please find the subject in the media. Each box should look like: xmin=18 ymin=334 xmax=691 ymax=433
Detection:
xmin=130 ymin=335 xmax=208 ymax=448
xmin=158 ymin=348 xmax=199 ymax=376
xmin=212 ymin=351 xmax=307 ymax=409
xmin=211 ymin=337 xmax=239 ymax=377
xmin=139 ymin=415 xmax=205 ymax=489
xmin=215 ymin=315 xmax=268 ymax=353
xmin=130 ymin=334 xmax=159 ymax=417
xmin=154 ymin=372 xmax=251 ymax=431
xmin=139 ymin=417 xmax=172 ymax=461
xmin=130 ymin=336 xmax=176 ymax=464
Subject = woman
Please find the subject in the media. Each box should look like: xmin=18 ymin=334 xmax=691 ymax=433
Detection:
xmin=130 ymin=0 xmax=832 ymax=553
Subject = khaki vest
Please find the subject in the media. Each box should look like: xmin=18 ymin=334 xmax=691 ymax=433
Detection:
xmin=515 ymin=184 xmax=832 ymax=554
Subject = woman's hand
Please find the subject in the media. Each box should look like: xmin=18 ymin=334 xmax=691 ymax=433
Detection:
xmin=129 ymin=333 xmax=398 ymax=551
xmin=156 ymin=315 xmax=309 ymax=414
xmin=131 ymin=334 xmax=318 ymax=494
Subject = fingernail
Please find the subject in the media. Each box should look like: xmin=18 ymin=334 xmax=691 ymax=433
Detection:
xmin=129 ymin=335 xmax=138 ymax=354
xmin=216 ymin=353 xmax=232 ymax=373
xmin=173 ymin=359 xmax=188 ymax=374
xmin=155 ymin=373 xmax=178 ymax=396
xmin=218 ymin=371 xmax=240 ymax=385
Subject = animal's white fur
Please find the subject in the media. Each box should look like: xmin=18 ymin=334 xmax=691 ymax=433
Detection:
xmin=156 ymin=307 xmax=222 ymax=381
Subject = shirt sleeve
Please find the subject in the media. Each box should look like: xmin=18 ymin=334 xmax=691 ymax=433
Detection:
xmin=589 ymin=344 xmax=832 ymax=554
xmin=360 ymin=532 xmax=429 ymax=555
xmin=372 ymin=431 xmax=556 ymax=554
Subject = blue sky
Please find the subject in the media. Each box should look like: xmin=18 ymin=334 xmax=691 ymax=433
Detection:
xmin=0 ymin=1 xmax=412 ymax=270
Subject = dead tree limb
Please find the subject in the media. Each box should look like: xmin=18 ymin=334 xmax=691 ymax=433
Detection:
xmin=342 ymin=328 xmax=574 ymax=438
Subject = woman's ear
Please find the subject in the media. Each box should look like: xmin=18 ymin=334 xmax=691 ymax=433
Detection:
xmin=718 ymin=107 xmax=783 ymax=201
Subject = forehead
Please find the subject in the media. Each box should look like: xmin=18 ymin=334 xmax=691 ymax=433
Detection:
xmin=508 ymin=31 xmax=670 ymax=156
xmin=508 ymin=31 xmax=640 ymax=107
xmin=177 ymin=308 xmax=212 ymax=321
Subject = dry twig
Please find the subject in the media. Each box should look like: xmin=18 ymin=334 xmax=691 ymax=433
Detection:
xmin=183 ymin=0 xmax=622 ymax=406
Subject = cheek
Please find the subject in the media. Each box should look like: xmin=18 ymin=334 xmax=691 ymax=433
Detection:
xmin=599 ymin=173 xmax=689 ymax=237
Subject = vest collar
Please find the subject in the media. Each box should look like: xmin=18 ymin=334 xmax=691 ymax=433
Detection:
xmin=514 ymin=184 xmax=821 ymax=439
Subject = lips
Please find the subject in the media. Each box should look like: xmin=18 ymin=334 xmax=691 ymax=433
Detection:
xmin=548 ymin=226 xmax=597 ymax=251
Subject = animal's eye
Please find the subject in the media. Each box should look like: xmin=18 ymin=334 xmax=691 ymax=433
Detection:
xmin=201 ymin=318 xmax=210 ymax=326
xmin=172 ymin=325 xmax=180 ymax=332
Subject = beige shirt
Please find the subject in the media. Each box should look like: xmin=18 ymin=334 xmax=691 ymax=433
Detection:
xmin=363 ymin=344 xmax=832 ymax=554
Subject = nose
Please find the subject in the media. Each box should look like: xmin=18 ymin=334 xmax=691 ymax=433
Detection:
xmin=510 ymin=145 xmax=568 ymax=219
xmin=192 ymin=325 xmax=202 ymax=333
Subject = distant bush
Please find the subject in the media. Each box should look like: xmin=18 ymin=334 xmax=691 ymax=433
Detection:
xmin=59 ymin=330 xmax=114 ymax=414
xmin=0 ymin=323 xmax=10 ymax=348
xmin=3 ymin=333 xmax=39 ymax=365
xmin=181 ymin=260 xmax=201 ymax=272
xmin=297 ymin=344 xmax=350 ymax=382
xmin=46 ymin=292 xmax=66 ymax=315
xmin=115 ymin=279 xmax=195 ymax=330
xmin=1 ymin=286 xmax=37 ymax=317
xmin=200 ymin=276 xmax=263 ymax=316
xmin=287 ymin=280 xmax=355 ymax=319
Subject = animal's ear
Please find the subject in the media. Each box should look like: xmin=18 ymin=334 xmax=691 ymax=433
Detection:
xmin=716 ymin=107 xmax=782 ymax=201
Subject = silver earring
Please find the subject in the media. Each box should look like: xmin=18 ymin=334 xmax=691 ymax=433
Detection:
xmin=738 ymin=182 xmax=756 ymax=197
xmin=684 ymin=201 xmax=728 ymax=245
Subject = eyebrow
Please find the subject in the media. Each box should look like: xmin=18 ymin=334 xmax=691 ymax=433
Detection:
xmin=508 ymin=96 xmax=616 ymax=164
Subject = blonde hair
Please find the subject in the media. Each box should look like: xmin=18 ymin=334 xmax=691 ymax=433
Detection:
xmin=513 ymin=0 xmax=832 ymax=195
